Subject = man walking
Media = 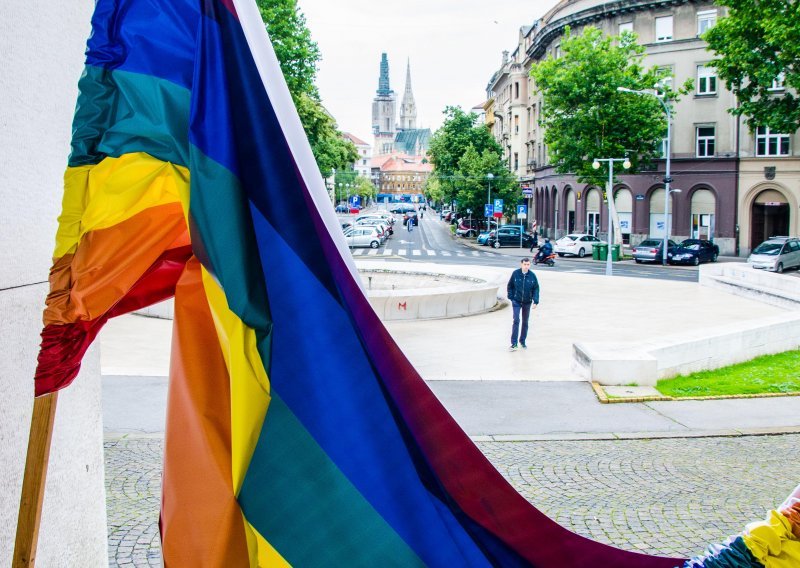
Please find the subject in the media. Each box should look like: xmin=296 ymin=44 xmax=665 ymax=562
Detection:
xmin=506 ymin=258 xmax=539 ymax=350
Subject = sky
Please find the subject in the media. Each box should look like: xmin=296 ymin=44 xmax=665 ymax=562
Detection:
xmin=296 ymin=0 xmax=561 ymax=143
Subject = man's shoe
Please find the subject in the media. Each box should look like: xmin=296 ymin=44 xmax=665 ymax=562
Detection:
xmin=520 ymin=343 xmax=527 ymax=349
xmin=509 ymin=344 xmax=518 ymax=351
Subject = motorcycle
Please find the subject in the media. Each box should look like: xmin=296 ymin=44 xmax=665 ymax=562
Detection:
xmin=534 ymin=251 xmax=556 ymax=267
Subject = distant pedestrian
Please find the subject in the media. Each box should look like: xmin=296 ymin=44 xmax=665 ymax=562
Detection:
xmin=529 ymin=229 xmax=539 ymax=253
xmin=506 ymin=258 xmax=539 ymax=351
xmin=420 ymin=209 xmax=424 ymax=219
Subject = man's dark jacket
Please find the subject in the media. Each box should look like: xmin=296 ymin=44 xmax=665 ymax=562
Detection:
xmin=507 ymin=269 xmax=540 ymax=305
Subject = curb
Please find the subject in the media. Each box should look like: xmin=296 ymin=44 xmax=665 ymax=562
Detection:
xmin=470 ymin=426 xmax=800 ymax=442
xmin=591 ymin=381 xmax=800 ymax=404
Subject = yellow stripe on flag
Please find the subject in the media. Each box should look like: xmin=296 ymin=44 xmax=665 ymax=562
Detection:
xmin=201 ymin=267 xmax=271 ymax=495
xmin=56 ymin=153 xmax=188 ymax=258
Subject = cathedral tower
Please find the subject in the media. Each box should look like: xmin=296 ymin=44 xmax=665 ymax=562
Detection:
xmin=372 ymin=53 xmax=396 ymax=155
xmin=399 ymin=59 xmax=417 ymax=131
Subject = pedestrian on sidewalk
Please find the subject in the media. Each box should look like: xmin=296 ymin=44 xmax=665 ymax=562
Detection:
xmin=506 ymin=257 xmax=539 ymax=351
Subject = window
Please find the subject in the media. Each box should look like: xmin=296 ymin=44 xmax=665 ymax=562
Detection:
xmin=756 ymin=127 xmax=790 ymax=156
xmin=554 ymin=44 xmax=561 ymax=59
xmin=697 ymin=65 xmax=717 ymax=95
xmin=696 ymin=126 xmax=715 ymax=157
xmin=656 ymin=67 xmax=674 ymax=96
xmin=514 ymin=115 xmax=519 ymax=134
xmin=697 ymin=10 xmax=717 ymax=35
xmin=619 ymin=22 xmax=633 ymax=35
xmin=515 ymin=82 xmax=519 ymax=99
xmin=655 ymin=15 xmax=673 ymax=42
xmin=769 ymin=72 xmax=786 ymax=91
xmin=514 ymin=153 xmax=519 ymax=171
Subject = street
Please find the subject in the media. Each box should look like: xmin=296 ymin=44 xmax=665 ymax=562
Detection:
xmin=344 ymin=210 xmax=702 ymax=282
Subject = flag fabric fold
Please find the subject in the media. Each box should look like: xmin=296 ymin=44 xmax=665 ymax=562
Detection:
xmin=36 ymin=0 xmax=684 ymax=565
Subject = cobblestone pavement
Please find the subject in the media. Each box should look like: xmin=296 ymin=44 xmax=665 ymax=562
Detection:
xmin=106 ymin=434 xmax=800 ymax=565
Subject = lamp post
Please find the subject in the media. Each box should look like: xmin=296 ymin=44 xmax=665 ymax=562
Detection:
xmin=486 ymin=173 xmax=494 ymax=234
xmin=617 ymin=86 xmax=673 ymax=265
xmin=592 ymin=157 xmax=631 ymax=276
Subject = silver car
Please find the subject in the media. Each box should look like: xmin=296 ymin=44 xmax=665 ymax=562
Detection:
xmin=748 ymin=237 xmax=800 ymax=273
xmin=343 ymin=225 xmax=382 ymax=249
xmin=632 ymin=239 xmax=677 ymax=263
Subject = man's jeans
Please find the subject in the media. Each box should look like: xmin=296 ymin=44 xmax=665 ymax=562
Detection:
xmin=511 ymin=300 xmax=532 ymax=346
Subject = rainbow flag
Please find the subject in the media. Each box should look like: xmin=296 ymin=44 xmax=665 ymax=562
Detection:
xmin=36 ymin=0 xmax=684 ymax=565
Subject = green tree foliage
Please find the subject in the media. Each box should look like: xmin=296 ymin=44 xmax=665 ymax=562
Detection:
xmin=704 ymin=0 xmax=800 ymax=133
xmin=428 ymin=107 xmax=518 ymax=217
xmin=257 ymin=0 xmax=357 ymax=178
xmin=530 ymin=27 xmax=691 ymax=187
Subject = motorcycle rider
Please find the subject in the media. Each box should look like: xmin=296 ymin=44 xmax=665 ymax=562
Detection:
xmin=536 ymin=238 xmax=553 ymax=264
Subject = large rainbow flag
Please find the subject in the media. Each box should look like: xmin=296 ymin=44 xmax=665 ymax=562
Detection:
xmin=34 ymin=0 xmax=689 ymax=565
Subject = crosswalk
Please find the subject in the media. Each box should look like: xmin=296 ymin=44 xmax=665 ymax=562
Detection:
xmin=350 ymin=248 xmax=498 ymax=258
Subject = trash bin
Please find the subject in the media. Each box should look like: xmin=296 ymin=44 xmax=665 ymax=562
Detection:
xmin=611 ymin=244 xmax=621 ymax=261
xmin=592 ymin=243 xmax=602 ymax=260
xmin=596 ymin=243 xmax=608 ymax=261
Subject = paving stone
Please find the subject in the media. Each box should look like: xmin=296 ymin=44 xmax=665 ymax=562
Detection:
xmin=105 ymin=434 xmax=800 ymax=564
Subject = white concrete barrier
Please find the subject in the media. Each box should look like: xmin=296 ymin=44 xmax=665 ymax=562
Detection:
xmin=699 ymin=263 xmax=800 ymax=309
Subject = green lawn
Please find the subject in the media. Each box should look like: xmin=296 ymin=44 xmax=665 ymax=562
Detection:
xmin=656 ymin=350 xmax=800 ymax=398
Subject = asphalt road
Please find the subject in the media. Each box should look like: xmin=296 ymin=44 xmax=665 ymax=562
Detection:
xmin=344 ymin=210 xmax=702 ymax=282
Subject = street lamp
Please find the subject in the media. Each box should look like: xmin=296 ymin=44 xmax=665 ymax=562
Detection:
xmin=617 ymin=86 xmax=673 ymax=265
xmin=486 ymin=173 xmax=494 ymax=233
xmin=592 ymin=156 xmax=631 ymax=276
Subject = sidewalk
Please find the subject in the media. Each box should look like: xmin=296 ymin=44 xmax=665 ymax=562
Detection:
xmin=99 ymin=261 xmax=800 ymax=439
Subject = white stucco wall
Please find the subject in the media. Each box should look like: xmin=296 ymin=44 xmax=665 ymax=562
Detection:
xmin=0 ymin=1 xmax=108 ymax=565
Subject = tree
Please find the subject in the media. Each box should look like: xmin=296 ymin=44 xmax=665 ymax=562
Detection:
xmin=257 ymin=0 xmax=357 ymax=178
xmin=704 ymin=0 xmax=800 ymax=133
xmin=428 ymin=107 xmax=518 ymax=218
xmin=530 ymin=27 xmax=691 ymax=187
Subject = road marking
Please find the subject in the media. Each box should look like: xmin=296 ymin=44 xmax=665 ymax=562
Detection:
xmin=441 ymin=251 xmax=452 ymax=256
xmin=426 ymin=250 xmax=436 ymax=256
xmin=368 ymin=249 xmax=378 ymax=256
xmin=471 ymin=251 xmax=480 ymax=256
xmin=456 ymin=252 xmax=466 ymax=257
xmin=383 ymin=249 xmax=393 ymax=256
xmin=412 ymin=250 xmax=421 ymax=256
xmin=352 ymin=249 xmax=365 ymax=256
xmin=398 ymin=249 xmax=407 ymax=256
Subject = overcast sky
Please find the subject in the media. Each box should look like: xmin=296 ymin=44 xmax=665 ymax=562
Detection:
xmin=296 ymin=0 xmax=561 ymax=142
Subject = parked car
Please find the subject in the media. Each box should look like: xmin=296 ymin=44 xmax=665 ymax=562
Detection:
xmin=667 ymin=239 xmax=719 ymax=265
xmin=358 ymin=213 xmax=394 ymax=225
xmin=456 ymin=218 xmax=495 ymax=238
xmin=632 ymin=239 xmax=678 ymax=263
xmin=342 ymin=225 xmax=382 ymax=248
xmin=747 ymin=236 xmax=800 ymax=273
xmin=357 ymin=219 xmax=391 ymax=238
xmin=335 ymin=204 xmax=350 ymax=213
xmin=553 ymin=234 xmax=601 ymax=258
xmin=440 ymin=208 xmax=451 ymax=220
xmin=356 ymin=217 xmax=394 ymax=237
xmin=487 ymin=225 xmax=535 ymax=249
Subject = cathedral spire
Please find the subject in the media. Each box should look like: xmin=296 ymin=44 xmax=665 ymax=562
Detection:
xmin=377 ymin=53 xmax=392 ymax=96
xmin=399 ymin=58 xmax=417 ymax=130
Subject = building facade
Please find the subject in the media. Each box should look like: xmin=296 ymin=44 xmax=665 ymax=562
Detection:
xmin=343 ymin=132 xmax=372 ymax=178
xmin=371 ymin=154 xmax=432 ymax=203
xmin=487 ymin=0 xmax=800 ymax=255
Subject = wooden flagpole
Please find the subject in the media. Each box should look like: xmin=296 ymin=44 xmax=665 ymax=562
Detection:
xmin=13 ymin=392 xmax=59 ymax=568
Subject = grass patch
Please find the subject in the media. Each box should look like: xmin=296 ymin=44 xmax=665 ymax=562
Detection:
xmin=656 ymin=350 xmax=800 ymax=398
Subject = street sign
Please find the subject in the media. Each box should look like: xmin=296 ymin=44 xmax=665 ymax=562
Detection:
xmin=635 ymin=194 xmax=645 ymax=201
xmin=349 ymin=195 xmax=361 ymax=207
xmin=493 ymin=199 xmax=504 ymax=218
xmin=522 ymin=187 xmax=533 ymax=197
xmin=484 ymin=204 xmax=493 ymax=217
xmin=517 ymin=204 xmax=527 ymax=216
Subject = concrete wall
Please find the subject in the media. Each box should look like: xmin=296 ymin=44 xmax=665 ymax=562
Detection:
xmin=0 ymin=1 xmax=108 ymax=565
